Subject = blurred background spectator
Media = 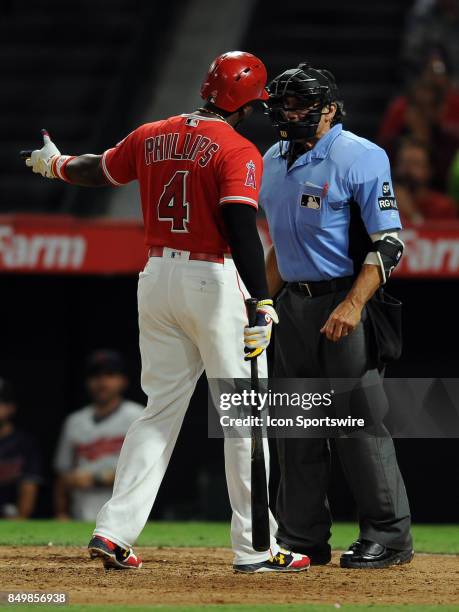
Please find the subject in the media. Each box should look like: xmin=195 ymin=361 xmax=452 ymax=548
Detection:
xmin=54 ymin=351 xmax=143 ymax=520
xmin=0 ymin=378 xmax=42 ymax=518
xmin=402 ymin=0 xmax=459 ymax=84
xmin=380 ymin=47 xmax=459 ymax=143
xmin=379 ymin=52 xmax=459 ymax=191
xmin=394 ymin=137 xmax=458 ymax=222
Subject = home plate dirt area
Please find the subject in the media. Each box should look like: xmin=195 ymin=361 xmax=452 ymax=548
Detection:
xmin=1 ymin=546 xmax=457 ymax=606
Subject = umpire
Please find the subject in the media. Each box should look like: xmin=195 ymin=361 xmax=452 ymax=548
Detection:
xmin=260 ymin=63 xmax=413 ymax=568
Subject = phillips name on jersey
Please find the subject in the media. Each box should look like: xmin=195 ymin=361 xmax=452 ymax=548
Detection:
xmin=101 ymin=114 xmax=263 ymax=253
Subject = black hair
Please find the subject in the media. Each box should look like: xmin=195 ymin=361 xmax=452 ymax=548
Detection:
xmin=332 ymin=102 xmax=346 ymax=125
xmin=316 ymin=67 xmax=346 ymax=125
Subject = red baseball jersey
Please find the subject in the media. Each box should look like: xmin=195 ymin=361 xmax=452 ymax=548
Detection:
xmin=101 ymin=114 xmax=263 ymax=253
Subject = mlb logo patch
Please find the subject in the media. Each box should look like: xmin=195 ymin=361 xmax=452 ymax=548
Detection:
xmin=301 ymin=193 xmax=321 ymax=210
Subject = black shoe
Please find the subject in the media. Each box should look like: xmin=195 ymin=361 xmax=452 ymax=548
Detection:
xmin=340 ymin=539 xmax=414 ymax=569
xmin=277 ymin=541 xmax=331 ymax=566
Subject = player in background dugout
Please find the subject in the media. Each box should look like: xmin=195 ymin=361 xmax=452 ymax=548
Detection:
xmin=54 ymin=351 xmax=143 ymax=521
xmin=0 ymin=378 xmax=42 ymax=518
xmin=23 ymin=51 xmax=309 ymax=574
xmin=394 ymin=137 xmax=457 ymax=222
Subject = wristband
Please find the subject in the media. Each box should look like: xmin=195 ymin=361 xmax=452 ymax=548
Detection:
xmin=257 ymin=299 xmax=274 ymax=308
xmin=51 ymin=155 xmax=76 ymax=183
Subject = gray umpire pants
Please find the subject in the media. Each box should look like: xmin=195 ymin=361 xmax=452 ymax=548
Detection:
xmin=274 ymin=286 xmax=412 ymax=553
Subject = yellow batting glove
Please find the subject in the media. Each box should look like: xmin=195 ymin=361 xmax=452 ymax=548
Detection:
xmin=244 ymin=299 xmax=279 ymax=361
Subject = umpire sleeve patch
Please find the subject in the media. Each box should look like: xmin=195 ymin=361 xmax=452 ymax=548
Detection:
xmin=378 ymin=197 xmax=398 ymax=211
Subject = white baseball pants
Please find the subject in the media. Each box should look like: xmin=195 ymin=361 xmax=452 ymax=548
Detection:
xmin=94 ymin=249 xmax=278 ymax=564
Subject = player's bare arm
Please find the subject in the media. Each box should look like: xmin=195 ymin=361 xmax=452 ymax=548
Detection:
xmin=65 ymin=155 xmax=107 ymax=186
xmin=22 ymin=129 xmax=108 ymax=186
xmin=64 ymin=469 xmax=94 ymax=489
xmin=94 ymin=469 xmax=116 ymax=487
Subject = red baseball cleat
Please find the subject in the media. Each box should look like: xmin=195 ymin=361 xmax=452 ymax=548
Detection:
xmin=233 ymin=548 xmax=310 ymax=573
xmin=88 ymin=535 xmax=142 ymax=570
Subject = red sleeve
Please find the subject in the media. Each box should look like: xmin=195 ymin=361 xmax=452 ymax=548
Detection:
xmin=217 ymin=144 xmax=263 ymax=209
xmin=101 ymin=127 xmax=142 ymax=186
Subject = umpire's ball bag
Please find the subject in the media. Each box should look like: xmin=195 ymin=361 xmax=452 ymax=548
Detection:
xmin=366 ymin=288 xmax=403 ymax=371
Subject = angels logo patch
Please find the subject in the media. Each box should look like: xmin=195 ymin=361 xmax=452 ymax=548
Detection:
xmin=244 ymin=160 xmax=257 ymax=189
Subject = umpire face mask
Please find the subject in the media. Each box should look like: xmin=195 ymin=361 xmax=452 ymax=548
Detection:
xmin=265 ymin=64 xmax=341 ymax=142
xmin=266 ymin=96 xmax=324 ymax=141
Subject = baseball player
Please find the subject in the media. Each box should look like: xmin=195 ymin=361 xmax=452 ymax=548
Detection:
xmin=54 ymin=350 xmax=143 ymax=520
xmin=23 ymin=51 xmax=309 ymax=573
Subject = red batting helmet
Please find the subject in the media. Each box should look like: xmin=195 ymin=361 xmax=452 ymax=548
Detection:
xmin=200 ymin=51 xmax=269 ymax=113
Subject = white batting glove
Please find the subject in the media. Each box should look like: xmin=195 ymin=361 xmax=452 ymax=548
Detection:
xmin=25 ymin=129 xmax=60 ymax=178
xmin=244 ymin=299 xmax=279 ymax=360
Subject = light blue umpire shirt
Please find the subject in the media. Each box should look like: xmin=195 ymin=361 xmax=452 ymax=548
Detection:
xmin=260 ymin=123 xmax=402 ymax=282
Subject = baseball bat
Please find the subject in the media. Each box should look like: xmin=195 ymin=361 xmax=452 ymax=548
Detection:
xmin=245 ymin=297 xmax=271 ymax=552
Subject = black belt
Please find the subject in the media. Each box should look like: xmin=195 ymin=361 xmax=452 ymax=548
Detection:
xmin=287 ymin=276 xmax=355 ymax=298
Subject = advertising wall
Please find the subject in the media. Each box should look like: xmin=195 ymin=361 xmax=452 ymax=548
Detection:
xmin=2 ymin=215 xmax=459 ymax=278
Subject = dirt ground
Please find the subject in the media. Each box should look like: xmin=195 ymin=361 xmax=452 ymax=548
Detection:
xmin=0 ymin=546 xmax=457 ymax=607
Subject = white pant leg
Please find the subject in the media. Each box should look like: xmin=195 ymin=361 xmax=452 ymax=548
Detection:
xmin=94 ymin=260 xmax=203 ymax=548
xmin=223 ymin=437 xmax=278 ymax=564
xmin=173 ymin=259 xmax=278 ymax=565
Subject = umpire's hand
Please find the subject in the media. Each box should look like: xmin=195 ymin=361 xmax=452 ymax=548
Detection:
xmin=320 ymin=298 xmax=362 ymax=342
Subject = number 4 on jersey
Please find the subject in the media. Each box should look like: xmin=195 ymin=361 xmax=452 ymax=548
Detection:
xmin=157 ymin=170 xmax=190 ymax=232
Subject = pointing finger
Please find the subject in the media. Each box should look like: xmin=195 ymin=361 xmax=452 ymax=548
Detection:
xmin=41 ymin=128 xmax=51 ymax=144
